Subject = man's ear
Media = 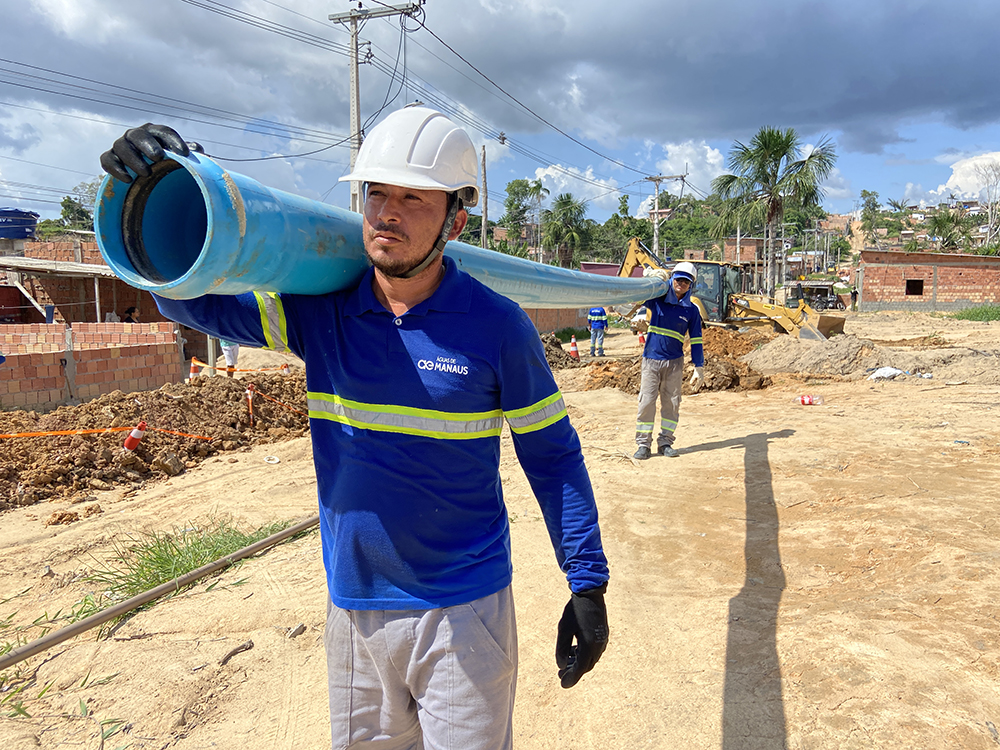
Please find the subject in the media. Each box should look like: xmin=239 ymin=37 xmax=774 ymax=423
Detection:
xmin=448 ymin=208 xmax=468 ymax=241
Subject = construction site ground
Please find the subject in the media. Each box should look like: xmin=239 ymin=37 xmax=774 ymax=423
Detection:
xmin=2 ymin=309 xmax=1000 ymax=749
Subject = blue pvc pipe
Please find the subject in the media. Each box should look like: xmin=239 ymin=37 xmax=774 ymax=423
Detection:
xmin=95 ymin=152 xmax=667 ymax=308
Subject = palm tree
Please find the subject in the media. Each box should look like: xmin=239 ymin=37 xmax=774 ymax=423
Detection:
xmin=527 ymin=179 xmax=549 ymax=255
xmin=712 ymin=127 xmax=837 ymax=298
xmin=929 ymin=208 xmax=970 ymax=252
xmin=887 ymin=198 xmax=908 ymax=215
xmin=542 ymin=193 xmax=586 ymax=267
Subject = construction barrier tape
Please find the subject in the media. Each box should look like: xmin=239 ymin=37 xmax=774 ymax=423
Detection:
xmin=0 ymin=425 xmax=213 ymax=441
xmin=251 ymin=388 xmax=308 ymax=418
xmin=191 ymin=357 xmax=289 ymax=373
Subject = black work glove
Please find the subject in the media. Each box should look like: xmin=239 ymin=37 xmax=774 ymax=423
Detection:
xmin=555 ymin=583 xmax=608 ymax=688
xmin=99 ymin=123 xmax=204 ymax=183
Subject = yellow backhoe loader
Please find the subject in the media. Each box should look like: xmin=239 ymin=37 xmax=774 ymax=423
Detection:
xmin=617 ymin=238 xmax=845 ymax=341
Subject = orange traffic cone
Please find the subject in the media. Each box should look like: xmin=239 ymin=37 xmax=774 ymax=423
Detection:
xmin=188 ymin=359 xmax=199 ymax=380
xmin=638 ymin=330 xmax=646 ymax=346
xmin=123 ymin=421 xmax=147 ymax=451
xmin=568 ymin=335 xmax=580 ymax=361
xmin=280 ymin=363 xmax=290 ymax=375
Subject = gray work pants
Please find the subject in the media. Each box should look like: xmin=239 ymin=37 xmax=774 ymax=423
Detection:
xmin=635 ymin=356 xmax=683 ymax=449
xmin=325 ymin=586 xmax=517 ymax=750
xmin=589 ymin=328 xmax=605 ymax=354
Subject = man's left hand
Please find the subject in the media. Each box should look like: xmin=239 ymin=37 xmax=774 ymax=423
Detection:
xmin=555 ymin=584 xmax=608 ymax=688
xmin=689 ymin=366 xmax=705 ymax=391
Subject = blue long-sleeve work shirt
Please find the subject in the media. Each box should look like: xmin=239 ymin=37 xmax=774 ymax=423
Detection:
xmin=642 ymin=285 xmax=704 ymax=367
xmin=156 ymin=257 xmax=609 ymax=610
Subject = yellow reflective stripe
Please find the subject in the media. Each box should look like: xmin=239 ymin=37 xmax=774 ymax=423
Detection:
xmin=689 ymin=337 xmax=703 ymax=345
xmin=254 ymin=292 xmax=290 ymax=353
xmin=307 ymin=392 xmax=503 ymax=440
xmin=636 ymin=422 xmax=654 ymax=433
xmin=647 ymin=325 xmax=685 ymax=342
xmin=505 ymin=392 xmax=567 ymax=434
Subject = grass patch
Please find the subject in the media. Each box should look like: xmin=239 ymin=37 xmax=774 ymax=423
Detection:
xmin=552 ymin=327 xmax=591 ymax=343
xmin=88 ymin=517 xmax=294 ymax=605
xmin=0 ymin=517 xmax=314 ymax=668
xmin=950 ymin=303 xmax=1000 ymax=321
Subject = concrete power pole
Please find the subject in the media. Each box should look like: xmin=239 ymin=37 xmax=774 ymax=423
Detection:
xmin=330 ymin=1 xmax=424 ymax=214
xmin=644 ymin=174 xmax=686 ymax=256
xmin=481 ymin=146 xmax=487 ymax=249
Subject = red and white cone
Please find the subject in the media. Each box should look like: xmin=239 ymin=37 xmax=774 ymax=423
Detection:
xmin=638 ymin=330 xmax=646 ymax=346
xmin=568 ymin=335 xmax=580 ymax=361
xmin=188 ymin=359 xmax=200 ymax=380
xmin=123 ymin=420 xmax=147 ymax=451
xmin=280 ymin=363 xmax=290 ymax=375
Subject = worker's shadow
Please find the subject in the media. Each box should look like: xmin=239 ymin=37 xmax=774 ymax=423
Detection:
xmin=683 ymin=429 xmax=793 ymax=749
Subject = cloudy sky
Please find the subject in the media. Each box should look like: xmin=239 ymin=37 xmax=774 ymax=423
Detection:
xmin=3 ymin=0 xmax=1000 ymax=227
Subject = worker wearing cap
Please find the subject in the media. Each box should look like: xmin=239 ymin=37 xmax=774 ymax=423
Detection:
xmin=587 ymin=305 xmax=608 ymax=356
xmin=633 ymin=262 xmax=705 ymax=460
xmin=100 ymin=107 xmax=608 ymax=750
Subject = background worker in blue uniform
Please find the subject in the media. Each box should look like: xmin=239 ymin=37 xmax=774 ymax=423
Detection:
xmin=633 ymin=261 xmax=705 ymax=460
xmin=100 ymin=106 xmax=609 ymax=750
xmin=587 ymin=305 xmax=608 ymax=356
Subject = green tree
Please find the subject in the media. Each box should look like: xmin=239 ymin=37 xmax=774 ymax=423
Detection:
xmin=527 ymin=178 xmax=549 ymax=250
xmin=542 ymin=193 xmax=587 ymax=268
xmin=500 ymin=179 xmax=532 ymax=250
xmin=929 ymin=208 xmax=972 ymax=252
xmin=712 ymin=127 xmax=837 ymax=297
xmin=458 ymin=214 xmax=485 ymax=246
xmin=860 ymin=189 xmax=882 ymax=248
xmin=886 ymin=197 xmax=908 ymax=215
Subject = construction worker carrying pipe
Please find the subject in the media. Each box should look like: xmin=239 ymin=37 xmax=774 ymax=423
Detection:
xmin=633 ymin=261 xmax=705 ymax=460
xmin=100 ymin=106 xmax=609 ymax=750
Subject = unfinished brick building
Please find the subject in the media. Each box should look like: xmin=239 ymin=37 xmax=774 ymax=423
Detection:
xmin=856 ymin=250 xmax=1000 ymax=311
xmin=0 ymin=238 xmax=200 ymax=411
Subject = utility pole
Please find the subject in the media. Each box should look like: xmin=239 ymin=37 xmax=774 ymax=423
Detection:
xmin=329 ymin=1 xmax=424 ymax=213
xmin=644 ymin=174 xmax=686 ymax=256
xmin=481 ymin=146 xmax=488 ymax=249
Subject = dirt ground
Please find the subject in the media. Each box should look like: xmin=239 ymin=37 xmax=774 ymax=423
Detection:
xmin=2 ymin=310 xmax=1000 ymax=749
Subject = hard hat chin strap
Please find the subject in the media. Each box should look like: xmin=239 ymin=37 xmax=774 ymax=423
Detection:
xmin=403 ymin=193 xmax=463 ymax=279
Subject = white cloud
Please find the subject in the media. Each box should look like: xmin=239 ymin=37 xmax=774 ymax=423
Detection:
xmin=821 ymin=167 xmax=852 ymax=202
xmin=532 ymin=164 xmax=620 ymax=214
xmin=653 ymin=140 xmax=726 ymax=200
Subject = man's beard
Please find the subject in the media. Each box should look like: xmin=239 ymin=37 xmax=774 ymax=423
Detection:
xmin=364 ymin=223 xmax=432 ymax=279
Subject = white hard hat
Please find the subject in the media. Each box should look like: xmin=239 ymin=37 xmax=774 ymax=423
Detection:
xmin=340 ymin=106 xmax=480 ymax=207
xmin=673 ymin=261 xmax=697 ymax=282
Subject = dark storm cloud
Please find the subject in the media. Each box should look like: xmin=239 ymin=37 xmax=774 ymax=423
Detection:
xmin=410 ymin=0 xmax=1000 ymax=155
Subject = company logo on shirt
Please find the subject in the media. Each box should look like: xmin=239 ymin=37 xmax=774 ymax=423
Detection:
xmin=417 ymin=356 xmax=469 ymax=375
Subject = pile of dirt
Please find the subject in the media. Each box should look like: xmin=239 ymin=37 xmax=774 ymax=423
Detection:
xmin=583 ymin=328 xmax=771 ymax=394
xmin=541 ymin=333 xmax=584 ymax=369
xmin=0 ymin=371 xmax=309 ymax=511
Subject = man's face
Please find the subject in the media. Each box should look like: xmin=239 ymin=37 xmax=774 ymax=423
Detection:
xmin=672 ymin=276 xmax=692 ymax=298
xmin=362 ymin=183 xmax=465 ymax=278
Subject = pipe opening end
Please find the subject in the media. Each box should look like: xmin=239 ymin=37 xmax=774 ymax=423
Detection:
xmin=121 ymin=159 xmax=208 ymax=284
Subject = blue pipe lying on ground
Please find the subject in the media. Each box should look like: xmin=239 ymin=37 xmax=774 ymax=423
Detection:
xmin=95 ymin=152 xmax=667 ymax=308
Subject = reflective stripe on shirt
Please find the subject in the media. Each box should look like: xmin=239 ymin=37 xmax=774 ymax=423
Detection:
xmin=648 ymin=325 xmax=685 ymax=342
xmin=254 ymin=292 xmax=291 ymax=353
xmin=308 ymin=392 xmax=504 ymax=440
xmin=306 ymin=391 xmax=568 ymax=440
xmin=505 ymin=392 xmax=568 ymax=434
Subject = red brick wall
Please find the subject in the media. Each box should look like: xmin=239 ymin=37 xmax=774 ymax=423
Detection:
xmin=0 ymin=322 xmax=176 ymax=353
xmin=858 ymin=251 xmax=1000 ymax=310
xmin=0 ymin=344 xmax=182 ymax=410
xmin=722 ymin=238 xmax=764 ymax=264
xmin=24 ymin=240 xmax=104 ymax=265
xmin=522 ymin=308 xmax=590 ymax=332
xmin=0 ymin=323 xmax=183 ymax=411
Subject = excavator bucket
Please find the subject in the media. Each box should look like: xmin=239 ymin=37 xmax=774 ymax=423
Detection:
xmin=797 ymin=308 xmax=846 ymax=340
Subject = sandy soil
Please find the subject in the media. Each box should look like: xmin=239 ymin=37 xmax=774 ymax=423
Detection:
xmin=2 ymin=311 xmax=1000 ymax=749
